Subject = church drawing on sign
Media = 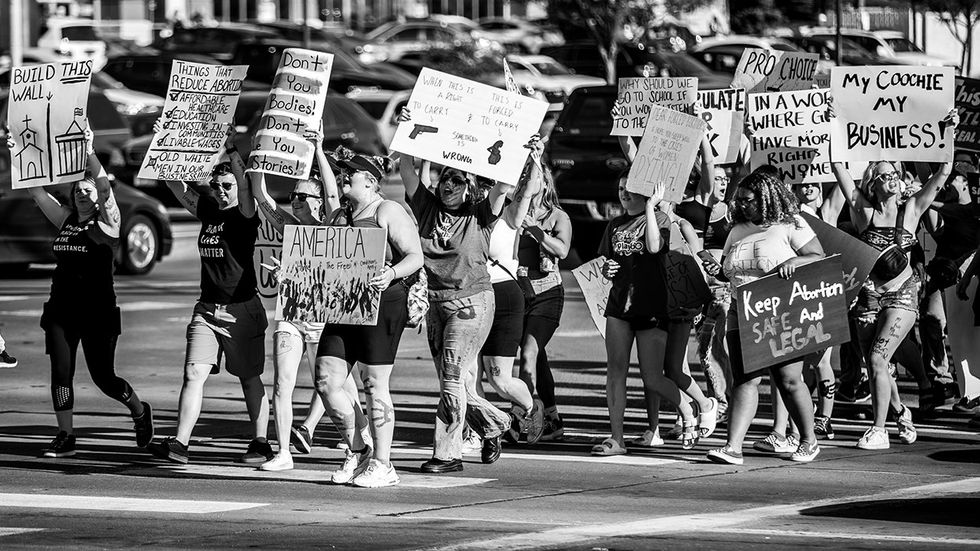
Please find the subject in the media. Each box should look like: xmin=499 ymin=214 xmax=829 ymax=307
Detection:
xmin=14 ymin=116 xmax=46 ymax=181
xmin=55 ymin=118 xmax=87 ymax=177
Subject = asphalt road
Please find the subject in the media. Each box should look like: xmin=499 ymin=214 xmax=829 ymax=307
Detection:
xmin=0 ymin=218 xmax=978 ymax=550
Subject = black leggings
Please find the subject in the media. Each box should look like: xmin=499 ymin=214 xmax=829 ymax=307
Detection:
xmin=46 ymin=322 xmax=136 ymax=412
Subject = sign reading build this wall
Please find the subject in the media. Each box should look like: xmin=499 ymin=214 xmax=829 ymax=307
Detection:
xmin=830 ymin=66 xmax=955 ymax=163
xmin=611 ymin=77 xmax=697 ymax=136
xmin=697 ymin=88 xmax=745 ymax=165
xmin=138 ymin=61 xmax=248 ymax=182
xmin=731 ymin=48 xmax=819 ymax=93
xmin=9 ymin=60 xmax=93 ymax=189
xmin=249 ymin=49 xmax=333 ymax=180
xmin=626 ymin=104 xmax=706 ymax=202
xmin=390 ymin=68 xmax=549 ymax=186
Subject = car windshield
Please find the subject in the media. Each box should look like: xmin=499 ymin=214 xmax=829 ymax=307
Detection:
xmin=62 ymin=25 xmax=100 ymax=41
xmin=659 ymin=53 xmax=715 ymax=76
xmin=366 ymin=23 xmax=398 ymax=41
xmin=558 ymin=94 xmax=612 ymax=136
xmin=91 ymin=71 xmax=124 ymax=90
xmin=770 ymin=42 xmax=800 ymax=52
xmin=356 ymin=99 xmax=389 ymax=119
xmin=886 ymin=38 xmax=922 ymax=53
xmin=530 ymin=60 xmax=572 ymax=76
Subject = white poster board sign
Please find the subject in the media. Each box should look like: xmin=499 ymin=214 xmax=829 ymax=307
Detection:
xmin=9 ymin=60 xmax=93 ymax=189
xmin=611 ymin=77 xmax=698 ymax=136
xmin=697 ymin=88 xmax=745 ymax=165
xmin=626 ymin=105 xmax=706 ymax=202
xmin=747 ymin=88 xmax=865 ymax=185
xmin=390 ymin=68 xmax=549 ymax=185
xmin=248 ymin=49 xmax=333 ymax=179
xmin=731 ymin=48 xmax=819 ymax=93
xmin=138 ymin=61 xmax=248 ymax=182
xmin=276 ymin=225 xmax=388 ymax=325
xmin=254 ymin=214 xmax=284 ymax=312
xmin=830 ymin=66 xmax=955 ymax=163
xmin=571 ymin=256 xmax=613 ymax=339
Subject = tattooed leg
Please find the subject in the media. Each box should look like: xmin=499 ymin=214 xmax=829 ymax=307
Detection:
xmin=867 ymin=308 xmax=917 ymax=428
xmin=314 ymin=356 xmax=359 ymax=449
xmin=482 ymin=355 xmax=533 ymax=411
xmin=362 ymin=363 xmax=395 ymax=464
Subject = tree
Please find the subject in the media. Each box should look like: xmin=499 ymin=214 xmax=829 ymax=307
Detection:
xmin=920 ymin=0 xmax=980 ymax=74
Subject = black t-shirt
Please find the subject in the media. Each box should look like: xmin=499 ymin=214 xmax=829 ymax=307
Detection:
xmin=935 ymin=203 xmax=980 ymax=261
xmin=196 ymin=198 xmax=260 ymax=304
xmin=598 ymin=211 xmax=670 ymax=320
xmin=50 ymin=213 xmax=118 ymax=311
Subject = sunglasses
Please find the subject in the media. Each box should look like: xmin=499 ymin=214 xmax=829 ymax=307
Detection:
xmin=209 ymin=179 xmax=235 ymax=191
xmin=444 ymin=175 xmax=469 ymax=188
xmin=290 ymin=192 xmax=321 ymax=202
xmin=874 ymin=172 xmax=901 ymax=183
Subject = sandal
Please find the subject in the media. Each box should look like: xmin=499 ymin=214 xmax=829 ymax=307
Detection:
xmin=698 ymin=397 xmax=719 ymax=439
xmin=591 ymin=437 xmax=627 ymax=456
xmin=681 ymin=418 xmax=700 ymax=450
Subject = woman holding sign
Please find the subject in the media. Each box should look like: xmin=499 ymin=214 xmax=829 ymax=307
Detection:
xmin=9 ymin=128 xmax=153 ymax=457
xmin=704 ymin=166 xmax=825 ymax=465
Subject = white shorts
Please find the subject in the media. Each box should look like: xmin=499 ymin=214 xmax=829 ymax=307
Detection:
xmin=274 ymin=320 xmax=325 ymax=343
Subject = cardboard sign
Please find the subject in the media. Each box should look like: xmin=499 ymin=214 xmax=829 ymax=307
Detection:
xmin=390 ymin=68 xmax=549 ymax=186
xmin=697 ymin=88 xmax=745 ymax=165
xmin=800 ymin=213 xmax=880 ymax=303
xmin=254 ymin=214 xmax=284 ymax=312
xmin=955 ymin=76 xmax=980 ymax=153
xmin=736 ymin=255 xmax=850 ymax=372
xmin=571 ymin=256 xmax=614 ymax=338
xmin=276 ymin=225 xmax=387 ymax=325
xmin=248 ymin=49 xmax=333 ymax=180
xmin=652 ymin=249 xmax=712 ymax=320
xmin=138 ymin=61 xmax=248 ymax=182
xmin=731 ymin=48 xmax=819 ymax=93
xmin=626 ymin=104 xmax=706 ymax=201
xmin=830 ymin=66 xmax=955 ymax=163
xmin=747 ymin=88 xmax=866 ymax=185
xmin=8 ymin=60 xmax=93 ymax=189
xmin=611 ymin=77 xmax=698 ymax=136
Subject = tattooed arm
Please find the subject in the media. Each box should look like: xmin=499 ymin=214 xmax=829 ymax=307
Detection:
xmin=249 ymin=170 xmax=297 ymax=234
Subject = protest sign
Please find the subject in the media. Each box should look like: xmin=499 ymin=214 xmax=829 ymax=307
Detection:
xmin=747 ymin=88 xmax=865 ymax=185
xmin=731 ymin=48 xmax=819 ymax=93
xmin=276 ymin=225 xmax=387 ymax=325
xmin=800 ymin=213 xmax=880 ymax=302
xmin=652 ymin=249 xmax=712 ymax=321
xmin=955 ymin=76 xmax=980 ymax=153
xmin=626 ymin=104 xmax=706 ymax=201
xmin=736 ymin=255 xmax=850 ymax=372
xmin=8 ymin=60 xmax=93 ymax=189
xmin=571 ymin=256 xmax=613 ymax=338
xmin=138 ymin=61 xmax=248 ymax=182
xmin=254 ymin=215 xmax=284 ymax=312
xmin=697 ymin=88 xmax=745 ymax=165
xmin=249 ymin=49 xmax=333 ymax=180
xmin=830 ymin=66 xmax=955 ymax=163
xmin=390 ymin=68 xmax=549 ymax=186
xmin=611 ymin=77 xmax=698 ymax=136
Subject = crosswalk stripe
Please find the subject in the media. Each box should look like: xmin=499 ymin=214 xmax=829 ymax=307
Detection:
xmin=0 ymin=493 xmax=266 ymax=514
xmin=152 ymin=464 xmax=494 ymax=488
xmin=1 ymin=301 xmax=187 ymax=317
xmin=390 ymin=446 xmax=680 ymax=467
xmin=0 ymin=528 xmax=45 ymax=537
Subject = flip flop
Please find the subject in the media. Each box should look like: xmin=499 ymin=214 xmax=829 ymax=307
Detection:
xmin=591 ymin=437 xmax=627 ymax=456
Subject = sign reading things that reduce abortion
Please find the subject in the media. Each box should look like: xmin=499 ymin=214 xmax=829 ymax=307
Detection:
xmin=390 ymin=68 xmax=549 ymax=186
xmin=611 ymin=77 xmax=698 ymax=137
xmin=626 ymin=104 xmax=706 ymax=202
xmin=736 ymin=255 xmax=850 ymax=372
xmin=731 ymin=48 xmax=819 ymax=94
xmin=830 ymin=65 xmax=955 ymax=163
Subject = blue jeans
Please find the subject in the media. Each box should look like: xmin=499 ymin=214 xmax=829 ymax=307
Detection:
xmin=696 ymin=284 xmax=732 ymax=407
xmin=426 ymin=289 xmax=509 ymax=460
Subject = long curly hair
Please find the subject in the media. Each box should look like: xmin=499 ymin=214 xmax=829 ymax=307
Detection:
xmin=731 ymin=165 xmax=801 ymax=227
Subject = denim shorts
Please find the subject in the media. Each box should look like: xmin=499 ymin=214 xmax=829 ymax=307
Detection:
xmin=853 ymin=274 xmax=920 ymax=323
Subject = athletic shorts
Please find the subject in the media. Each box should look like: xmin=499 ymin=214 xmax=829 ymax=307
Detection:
xmin=316 ymin=282 xmax=408 ymax=365
xmin=274 ymin=320 xmax=325 ymax=343
xmin=185 ymin=295 xmax=267 ymax=378
xmin=481 ymin=280 xmax=526 ymax=357
xmin=606 ymin=314 xmax=664 ymax=333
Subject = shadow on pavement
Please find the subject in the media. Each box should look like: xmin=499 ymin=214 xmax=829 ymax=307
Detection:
xmin=800 ymin=497 xmax=980 ymax=528
xmin=928 ymin=448 xmax=980 ymax=464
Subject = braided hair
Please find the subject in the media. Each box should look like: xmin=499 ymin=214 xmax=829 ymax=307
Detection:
xmin=731 ymin=165 xmax=801 ymax=227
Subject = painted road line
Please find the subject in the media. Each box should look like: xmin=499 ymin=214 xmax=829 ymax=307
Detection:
xmin=416 ymin=477 xmax=980 ymax=551
xmin=388 ymin=447 xmax=680 ymax=467
xmin=0 ymin=296 xmax=31 ymax=302
xmin=151 ymin=464 xmax=494 ymax=489
xmin=0 ymin=493 xmax=267 ymax=514
xmin=0 ymin=528 xmax=45 ymax=537
xmin=708 ymin=528 xmax=980 ymax=546
xmin=1 ymin=301 xmax=186 ymax=317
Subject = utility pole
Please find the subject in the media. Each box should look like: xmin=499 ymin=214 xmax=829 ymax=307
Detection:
xmin=10 ymin=0 xmax=23 ymax=66
xmin=302 ymin=0 xmax=311 ymax=48
xmin=835 ymin=0 xmax=843 ymax=66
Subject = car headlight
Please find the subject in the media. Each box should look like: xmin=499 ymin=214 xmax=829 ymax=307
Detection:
xmin=115 ymin=102 xmax=163 ymax=116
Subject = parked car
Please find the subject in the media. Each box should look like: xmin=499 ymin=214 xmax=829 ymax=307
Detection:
xmin=347 ymin=89 xmax=411 ymax=145
xmin=787 ymin=35 xmax=904 ymax=67
xmin=505 ymin=54 xmax=605 ymax=111
xmin=360 ymin=20 xmax=499 ymax=64
xmin=101 ymin=52 xmax=268 ymax=98
xmin=689 ymin=35 xmax=803 ymax=74
xmin=477 ymin=17 xmax=564 ymax=54
xmin=36 ymin=17 xmax=108 ymax=69
xmin=801 ymin=27 xmax=958 ymax=68
xmin=152 ymin=23 xmax=282 ymax=62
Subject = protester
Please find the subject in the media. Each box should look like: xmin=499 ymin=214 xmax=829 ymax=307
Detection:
xmin=705 ymin=166 xmax=824 ymax=465
xmin=147 ymin=129 xmax=271 ymax=464
xmin=313 ymin=150 xmax=423 ymax=487
xmin=0 ymin=330 xmax=16 ymax=368
xmin=954 ymin=244 xmax=980 ymax=427
xmin=10 ymin=128 xmax=152 ymax=457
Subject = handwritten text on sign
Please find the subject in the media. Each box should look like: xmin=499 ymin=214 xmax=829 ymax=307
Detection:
xmin=830 ymin=66 xmax=955 ymax=163
xmin=249 ymin=49 xmax=333 ymax=180
xmin=627 ymin=104 xmax=706 ymax=202
xmin=276 ymin=225 xmax=387 ymax=325
xmin=139 ymin=61 xmax=248 ymax=182
xmin=731 ymin=48 xmax=819 ymax=94
xmin=697 ymin=88 xmax=745 ymax=165
xmin=736 ymin=255 xmax=850 ymax=372
xmin=9 ymin=60 xmax=93 ymax=189
xmin=390 ymin=68 xmax=548 ymax=185
xmin=800 ymin=213 xmax=880 ymax=303
xmin=955 ymin=76 xmax=980 ymax=153
xmin=747 ymin=88 xmax=865 ymax=185
xmin=611 ymin=77 xmax=697 ymax=137
xmin=571 ymin=257 xmax=614 ymax=338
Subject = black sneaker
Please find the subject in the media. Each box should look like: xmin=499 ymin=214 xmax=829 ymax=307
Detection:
xmin=0 ymin=350 xmax=17 ymax=368
xmin=481 ymin=435 xmax=502 ymax=464
xmin=290 ymin=425 xmax=313 ymax=454
xmin=814 ymin=415 xmax=835 ymax=440
xmin=42 ymin=431 xmax=76 ymax=458
xmin=148 ymin=437 xmax=189 ymax=464
xmin=540 ymin=415 xmax=564 ymax=441
xmin=953 ymin=396 xmax=980 ymax=415
xmin=239 ymin=438 xmax=274 ymax=464
xmin=133 ymin=402 xmax=154 ymax=448
xmin=420 ymin=457 xmax=463 ymax=473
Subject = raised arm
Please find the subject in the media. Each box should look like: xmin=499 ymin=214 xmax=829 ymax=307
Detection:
xmin=396 ymin=108 xmax=422 ymax=200
xmin=831 ymin=161 xmax=868 ymax=212
xmin=694 ymin=114 xmax=716 ymax=204
xmin=617 ymin=135 xmax=638 ymax=162
xmin=5 ymin=133 xmax=70 ymax=228
xmin=166 ymin=180 xmax=202 ymax=217
xmin=369 ymin=202 xmax=425 ymax=291
xmin=229 ymin=131 xmax=254 ymax=218
xmin=248 ymin=170 xmax=297 ymax=234
xmin=644 ymin=183 xmax=667 ymax=254
xmin=502 ymin=145 xmax=544 ymax=229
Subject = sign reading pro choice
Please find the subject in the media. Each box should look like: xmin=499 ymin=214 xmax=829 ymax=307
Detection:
xmin=731 ymin=48 xmax=819 ymax=93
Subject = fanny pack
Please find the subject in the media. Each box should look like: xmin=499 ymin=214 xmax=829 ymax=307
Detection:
xmin=869 ymin=206 xmax=910 ymax=283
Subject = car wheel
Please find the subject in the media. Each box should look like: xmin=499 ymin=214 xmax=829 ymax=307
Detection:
xmin=119 ymin=214 xmax=158 ymax=275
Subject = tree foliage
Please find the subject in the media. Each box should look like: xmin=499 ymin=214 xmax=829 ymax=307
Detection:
xmin=918 ymin=0 xmax=980 ymax=73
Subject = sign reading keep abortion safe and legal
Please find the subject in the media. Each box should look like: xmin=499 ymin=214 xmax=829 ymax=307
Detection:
xmin=830 ymin=66 xmax=955 ymax=163
xmin=731 ymin=48 xmax=819 ymax=94
xmin=249 ymin=48 xmax=333 ymax=180
xmin=390 ymin=68 xmax=548 ymax=186
xmin=611 ymin=77 xmax=698 ymax=136
xmin=138 ymin=61 xmax=248 ymax=182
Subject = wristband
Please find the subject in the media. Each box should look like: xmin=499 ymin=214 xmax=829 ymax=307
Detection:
xmin=526 ymin=225 xmax=546 ymax=242
xmin=387 ymin=266 xmax=396 ymax=279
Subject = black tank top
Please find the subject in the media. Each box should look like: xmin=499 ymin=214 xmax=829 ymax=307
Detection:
xmin=50 ymin=213 xmax=118 ymax=309
xmin=334 ymin=201 xmax=404 ymax=268
xmin=674 ymin=200 xmax=731 ymax=250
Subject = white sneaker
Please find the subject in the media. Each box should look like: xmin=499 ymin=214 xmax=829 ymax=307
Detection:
xmin=331 ymin=448 xmax=371 ymax=484
xmin=790 ymin=440 xmax=820 ymax=462
xmin=857 ymin=427 xmax=890 ymax=450
xmin=351 ymin=459 xmax=400 ymax=488
xmin=753 ymin=432 xmax=796 ymax=454
xmin=259 ymin=452 xmax=293 ymax=472
xmin=461 ymin=432 xmax=483 ymax=455
xmin=524 ymin=399 xmax=546 ymax=444
xmin=897 ymin=406 xmax=917 ymax=445
xmin=631 ymin=429 xmax=665 ymax=447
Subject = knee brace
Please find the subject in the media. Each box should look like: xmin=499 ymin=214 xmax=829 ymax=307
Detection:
xmin=52 ymin=385 xmax=73 ymax=412
xmin=819 ymin=379 xmax=837 ymax=400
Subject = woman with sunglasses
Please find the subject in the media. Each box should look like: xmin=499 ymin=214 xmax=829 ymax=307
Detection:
xmin=8 ymin=127 xmax=153 ymax=457
xmin=147 ymin=129 xmax=271 ymax=465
